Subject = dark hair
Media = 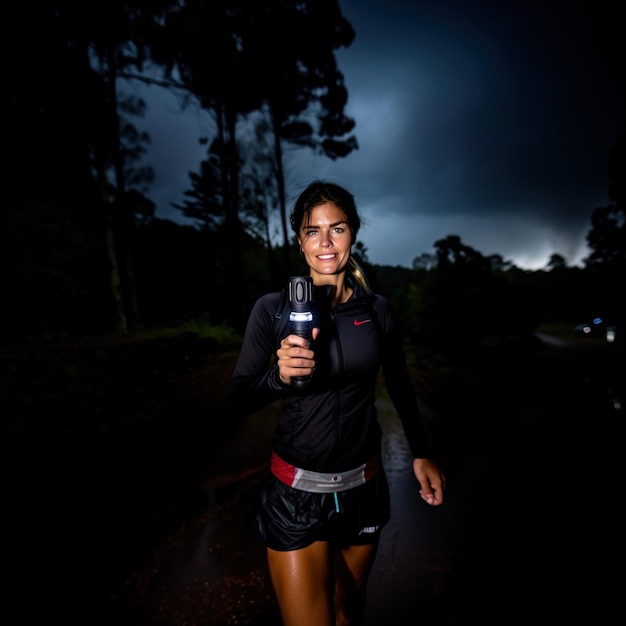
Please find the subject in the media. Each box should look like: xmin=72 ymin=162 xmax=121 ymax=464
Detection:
xmin=290 ymin=180 xmax=361 ymax=243
xmin=290 ymin=180 xmax=370 ymax=291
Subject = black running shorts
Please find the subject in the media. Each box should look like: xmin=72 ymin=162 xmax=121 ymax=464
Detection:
xmin=255 ymin=468 xmax=391 ymax=551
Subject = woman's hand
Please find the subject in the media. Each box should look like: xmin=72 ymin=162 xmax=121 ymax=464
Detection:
xmin=276 ymin=327 xmax=320 ymax=385
xmin=413 ymin=458 xmax=446 ymax=506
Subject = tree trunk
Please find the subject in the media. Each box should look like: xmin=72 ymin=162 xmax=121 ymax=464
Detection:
xmin=271 ymin=107 xmax=293 ymax=276
xmin=108 ymin=46 xmax=139 ymax=328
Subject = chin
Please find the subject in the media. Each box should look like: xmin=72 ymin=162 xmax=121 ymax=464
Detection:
xmin=315 ymin=264 xmax=346 ymax=275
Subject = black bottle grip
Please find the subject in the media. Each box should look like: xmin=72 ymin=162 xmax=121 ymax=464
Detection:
xmin=288 ymin=276 xmax=313 ymax=387
xmin=288 ymin=276 xmax=313 ymax=311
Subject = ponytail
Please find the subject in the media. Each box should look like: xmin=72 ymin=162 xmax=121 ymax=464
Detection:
xmin=349 ymin=257 xmax=371 ymax=293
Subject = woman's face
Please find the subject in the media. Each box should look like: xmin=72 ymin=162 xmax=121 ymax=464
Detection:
xmin=297 ymin=202 xmax=352 ymax=280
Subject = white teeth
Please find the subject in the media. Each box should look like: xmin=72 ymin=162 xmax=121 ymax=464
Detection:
xmin=318 ymin=254 xmax=335 ymax=259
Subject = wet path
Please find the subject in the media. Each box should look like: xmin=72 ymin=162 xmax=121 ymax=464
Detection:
xmin=5 ymin=335 xmax=623 ymax=625
xmin=121 ymin=335 xmax=622 ymax=625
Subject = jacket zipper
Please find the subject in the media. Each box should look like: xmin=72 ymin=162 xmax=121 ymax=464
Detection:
xmin=330 ymin=309 xmax=342 ymax=462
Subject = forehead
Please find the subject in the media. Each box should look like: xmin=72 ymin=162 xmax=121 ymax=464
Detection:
xmin=302 ymin=202 xmax=349 ymax=227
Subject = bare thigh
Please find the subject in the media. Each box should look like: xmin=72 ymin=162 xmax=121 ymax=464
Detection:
xmin=267 ymin=541 xmax=379 ymax=626
xmin=334 ymin=543 xmax=379 ymax=626
xmin=267 ymin=541 xmax=334 ymax=626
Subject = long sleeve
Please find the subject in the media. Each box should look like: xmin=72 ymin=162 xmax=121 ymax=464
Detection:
xmin=377 ymin=299 xmax=434 ymax=459
xmin=230 ymin=293 xmax=290 ymax=414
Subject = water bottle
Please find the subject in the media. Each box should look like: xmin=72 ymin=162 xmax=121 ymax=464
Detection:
xmin=288 ymin=276 xmax=313 ymax=387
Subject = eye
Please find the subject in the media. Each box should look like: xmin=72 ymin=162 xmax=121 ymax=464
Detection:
xmin=303 ymin=228 xmax=318 ymax=237
xmin=332 ymin=227 xmax=345 ymax=235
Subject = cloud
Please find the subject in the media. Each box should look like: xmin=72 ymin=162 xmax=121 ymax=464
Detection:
xmin=356 ymin=206 xmax=592 ymax=270
xmin=136 ymin=0 xmax=624 ymax=270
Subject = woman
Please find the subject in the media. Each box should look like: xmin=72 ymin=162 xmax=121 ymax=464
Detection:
xmin=230 ymin=180 xmax=445 ymax=626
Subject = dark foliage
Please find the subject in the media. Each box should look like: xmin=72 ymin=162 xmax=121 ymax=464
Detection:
xmin=4 ymin=1 xmax=624 ymax=344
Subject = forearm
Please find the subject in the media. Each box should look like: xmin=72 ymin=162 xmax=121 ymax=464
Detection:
xmin=385 ymin=372 xmax=434 ymax=458
xmin=230 ymin=363 xmax=288 ymax=413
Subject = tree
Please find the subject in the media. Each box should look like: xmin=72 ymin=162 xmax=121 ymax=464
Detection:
xmin=6 ymin=1 xmax=184 ymax=335
xmin=172 ymin=142 xmax=227 ymax=229
xmin=486 ymin=253 xmax=515 ymax=272
xmin=153 ymin=0 xmax=358 ymax=327
xmin=545 ymin=253 xmax=568 ymax=271
xmin=6 ymin=2 xmax=121 ymax=335
xmin=152 ymin=0 xmax=267 ymax=327
xmin=410 ymin=235 xmax=539 ymax=348
xmin=584 ymin=131 xmax=626 ymax=269
xmin=413 ymin=252 xmax=438 ymax=271
xmin=433 ymin=235 xmax=491 ymax=270
xmin=245 ymin=0 xmax=357 ymax=273
xmin=85 ymin=0 xmax=180 ymax=331
xmin=584 ymin=204 xmax=626 ymax=266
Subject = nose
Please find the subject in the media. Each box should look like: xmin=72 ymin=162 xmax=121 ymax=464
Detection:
xmin=320 ymin=230 xmax=332 ymax=247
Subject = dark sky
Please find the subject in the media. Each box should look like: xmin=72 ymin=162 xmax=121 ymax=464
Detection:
xmin=134 ymin=0 xmax=625 ymax=269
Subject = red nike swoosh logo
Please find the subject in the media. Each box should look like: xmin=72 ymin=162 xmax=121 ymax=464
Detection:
xmin=353 ymin=319 xmax=372 ymax=326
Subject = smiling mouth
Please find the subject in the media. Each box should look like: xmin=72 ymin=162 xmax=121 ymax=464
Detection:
xmin=317 ymin=254 xmax=336 ymax=260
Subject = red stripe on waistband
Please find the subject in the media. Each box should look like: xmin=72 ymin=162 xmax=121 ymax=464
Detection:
xmin=270 ymin=450 xmax=381 ymax=488
xmin=270 ymin=450 xmax=297 ymax=486
xmin=363 ymin=454 xmax=381 ymax=482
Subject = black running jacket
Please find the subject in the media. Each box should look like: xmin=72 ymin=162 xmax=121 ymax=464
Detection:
xmin=230 ymin=274 xmax=433 ymax=473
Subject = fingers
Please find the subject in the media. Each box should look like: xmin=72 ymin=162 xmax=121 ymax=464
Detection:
xmin=277 ymin=333 xmax=317 ymax=384
xmin=280 ymin=333 xmax=313 ymax=350
xmin=418 ymin=470 xmax=445 ymax=505
xmin=419 ymin=483 xmax=444 ymax=506
xmin=418 ymin=478 xmax=444 ymax=505
xmin=413 ymin=459 xmax=445 ymax=507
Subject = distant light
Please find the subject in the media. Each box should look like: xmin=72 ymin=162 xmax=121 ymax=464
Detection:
xmin=606 ymin=329 xmax=616 ymax=343
xmin=593 ymin=317 xmax=603 ymax=325
xmin=582 ymin=325 xmax=592 ymax=334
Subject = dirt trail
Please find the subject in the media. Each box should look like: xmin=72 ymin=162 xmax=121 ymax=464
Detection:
xmin=4 ymin=334 xmax=623 ymax=625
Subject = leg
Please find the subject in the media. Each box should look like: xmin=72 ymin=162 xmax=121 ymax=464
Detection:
xmin=334 ymin=543 xmax=379 ymax=626
xmin=267 ymin=541 xmax=335 ymax=626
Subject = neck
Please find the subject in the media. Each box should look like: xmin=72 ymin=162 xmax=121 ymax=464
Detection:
xmin=312 ymin=271 xmax=352 ymax=307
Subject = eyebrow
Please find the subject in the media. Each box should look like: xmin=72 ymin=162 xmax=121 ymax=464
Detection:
xmin=303 ymin=220 xmax=348 ymax=230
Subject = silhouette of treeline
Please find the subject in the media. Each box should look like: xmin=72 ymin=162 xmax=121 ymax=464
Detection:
xmin=5 ymin=1 xmax=625 ymax=346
